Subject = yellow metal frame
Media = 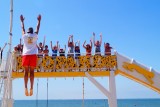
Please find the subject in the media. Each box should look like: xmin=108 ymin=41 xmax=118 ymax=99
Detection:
xmin=11 ymin=54 xmax=160 ymax=93
xmin=12 ymin=55 xmax=117 ymax=78
xmin=12 ymin=71 xmax=112 ymax=78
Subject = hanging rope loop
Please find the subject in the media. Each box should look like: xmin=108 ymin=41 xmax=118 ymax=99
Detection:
xmin=36 ymin=78 xmax=39 ymax=107
xmin=82 ymin=77 xmax=84 ymax=107
xmin=47 ymin=78 xmax=49 ymax=107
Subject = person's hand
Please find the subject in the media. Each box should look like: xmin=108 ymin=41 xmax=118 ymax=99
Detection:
xmin=100 ymin=33 xmax=102 ymax=37
xmin=69 ymin=35 xmax=73 ymax=38
xmin=37 ymin=14 xmax=41 ymax=21
xmin=20 ymin=15 xmax=24 ymax=22
xmin=90 ymin=38 xmax=92 ymax=42
xmin=93 ymin=32 xmax=95 ymax=36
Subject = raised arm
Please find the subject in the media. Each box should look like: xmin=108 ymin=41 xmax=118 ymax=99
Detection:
xmin=75 ymin=40 xmax=80 ymax=47
xmin=50 ymin=41 xmax=53 ymax=50
xmin=93 ymin=32 xmax=96 ymax=46
xmin=90 ymin=39 xmax=92 ymax=49
xmin=59 ymin=45 xmax=61 ymax=51
xmin=19 ymin=38 xmax=23 ymax=52
xmin=2 ymin=43 xmax=7 ymax=51
xmin=57 ymin=41 xmax=59 ymax=50
xmin=36 ymin=44 xmax=39 ymax=48
xmin=35 ymin=14 xmax=41 ymax=34
xmin=68 ymin=36 xmax=71 ymax=46
xmin=71 ymin=35 xmax=73 ymax=43
xmin=64 ymin=45 xmax=66 ymax=51
xmin=83 ymin=41 xmax=86 ymax=49
xmin=74 ymin=41 xmax=79 ymax=46
xmin=99 ymin=33 xmax=102 ymax=45
xmin=20 ymin=15 xmax=25 ymax=35
xmin=75 ymin=41 xmax=77 ymax=47
xmin=19 ymin=38 xmax=22 ymax=45
xmin=71 ymin=35 xmax=74 ymax=47
xmin=42 ymin=36 xmax=46 ymax=48
xmin=78 ymin=40 xmax=80 ymax=48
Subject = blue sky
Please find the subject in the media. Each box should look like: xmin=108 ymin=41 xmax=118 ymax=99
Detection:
xmin=0 ymin=0 xmax=160 ymax=100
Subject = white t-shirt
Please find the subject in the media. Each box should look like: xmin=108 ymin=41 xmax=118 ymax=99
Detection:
xmin=22 ymin=33 xmax=38 ymax=55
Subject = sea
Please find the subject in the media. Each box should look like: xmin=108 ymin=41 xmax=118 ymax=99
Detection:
xmin=13 ymin=99 xmax=160 ymax=107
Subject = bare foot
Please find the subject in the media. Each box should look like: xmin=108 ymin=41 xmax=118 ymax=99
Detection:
xmin=30 ymin=89 xmax=33 ymax=96
xmin=25 ymin=88 xmax=29 ymax=96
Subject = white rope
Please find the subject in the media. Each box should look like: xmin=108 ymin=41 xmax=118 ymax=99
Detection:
xmin=82 ymin=77 xmax=84 ymax=107
xmin=46 ymin=78 xmax=49 ymax=107
xmin=36 ymin=78 xmax=39 ymax=107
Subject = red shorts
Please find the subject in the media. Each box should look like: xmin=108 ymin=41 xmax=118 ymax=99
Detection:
xmin=22 ymin=54 xmax=37 ymax=67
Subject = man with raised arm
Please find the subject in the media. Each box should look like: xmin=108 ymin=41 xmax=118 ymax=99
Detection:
xmin=20 ymin=14 xmax=41 ymax=96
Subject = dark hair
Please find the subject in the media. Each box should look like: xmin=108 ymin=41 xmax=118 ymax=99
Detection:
xmin=106 ymin=43 xmax=110 ymax=45
xmin=27 ymin=27 xmax=33 ymax=34
xmin=86 ymin=44 xmax=90 ymax=46
xmin=86 ymin=45 xmax=91 ymax=49
xmin=75 ymin=46 xmax=79 ymax=49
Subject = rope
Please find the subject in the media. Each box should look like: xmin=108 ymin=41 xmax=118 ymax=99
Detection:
xmin=46 ymin=78 xmax=48 ymax=107
xmin=36 ymin=78 xmax=49 ymax=107
xmin=36 ymin=78 xmax=39 ymax=107
xmin=82 ymin=77 xmax=84 ymax=107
